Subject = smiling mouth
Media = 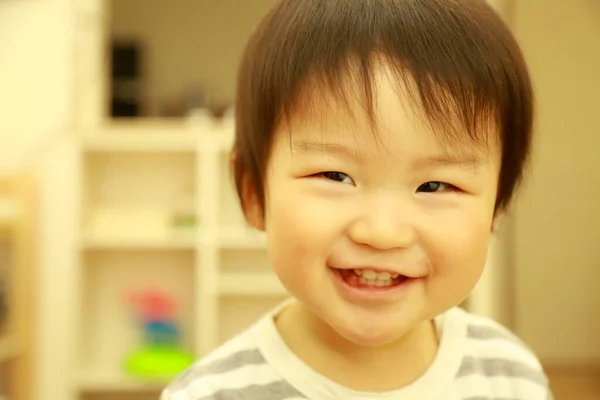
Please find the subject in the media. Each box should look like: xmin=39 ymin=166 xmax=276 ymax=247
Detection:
xmin=336 ymin=268 xmax=409 ymax=288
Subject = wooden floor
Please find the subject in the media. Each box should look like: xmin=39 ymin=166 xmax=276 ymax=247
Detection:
xmin=547 ymin=370 xmax=600 ymax=400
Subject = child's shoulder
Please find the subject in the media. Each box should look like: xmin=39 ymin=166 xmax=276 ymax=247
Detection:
xmin=160 ymin=305 xmax=303 ymax=400
xmin=456 ymin=307 xmax=543 ymax=365
xmin=448 ymin=307 xmax=550 ymax=393
xmin=160 ymin=326 xmax=267 ymax=399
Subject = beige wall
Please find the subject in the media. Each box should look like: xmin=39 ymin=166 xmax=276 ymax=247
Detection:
xmin=513 ymin=0 xmax=600 ymax=364
xmin=0 ymin=0 xmax=72 ymax=171
xmin=110 ymin=0 xmax=275 ymax=115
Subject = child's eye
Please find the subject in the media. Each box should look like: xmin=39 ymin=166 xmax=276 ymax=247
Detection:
xmin=319 ymin=171 xmax=355 ymax=185
xmin=417 ymin=181 xmax=458 ymax=193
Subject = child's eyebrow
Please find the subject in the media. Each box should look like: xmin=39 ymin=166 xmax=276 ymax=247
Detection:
xmin=292 ymin=140 xmax=360 ymax=160
xmin=414 ymin=153 xmax=486 ymax=169
xmin=292 ymin=140 xmax=485 ymax=167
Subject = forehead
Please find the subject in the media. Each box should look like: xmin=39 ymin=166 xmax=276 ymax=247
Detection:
xmin=278 ymin=65 xmax=500 ymax=163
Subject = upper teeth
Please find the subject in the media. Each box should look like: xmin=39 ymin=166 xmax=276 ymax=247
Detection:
xmin=355 ymin=269 xmax=399 ymax=280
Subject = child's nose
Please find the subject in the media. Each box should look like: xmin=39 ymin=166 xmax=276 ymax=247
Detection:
xmin=347 ymin=196 xmax=417 ymax=250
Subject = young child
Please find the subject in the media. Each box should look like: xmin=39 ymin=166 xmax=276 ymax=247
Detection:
xmin=162 ymin=0 xmax=552 ymax=398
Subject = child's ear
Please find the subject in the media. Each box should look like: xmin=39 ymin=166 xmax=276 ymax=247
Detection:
xmin=491 ymin=211 xmax=503 ymax=233
xmin=231 ymin=151 xmax=265 ymax=231
xmin=242 ymin=176 xmax=265 ymax=231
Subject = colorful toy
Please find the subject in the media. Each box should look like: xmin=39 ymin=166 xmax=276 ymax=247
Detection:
xmin=124 ymin=288 xmax=195 ymax=380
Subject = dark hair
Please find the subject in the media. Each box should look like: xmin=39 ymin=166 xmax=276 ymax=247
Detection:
xmin=233 ymin=0 xmax=534 ymax=216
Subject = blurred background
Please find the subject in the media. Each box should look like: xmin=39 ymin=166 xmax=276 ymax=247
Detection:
xmin=0 ymin=0 xmax=598 ymax=399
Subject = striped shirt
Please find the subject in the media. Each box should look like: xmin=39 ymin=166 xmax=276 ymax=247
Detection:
xmin=161 ymin=302 xmax=552 ymax=400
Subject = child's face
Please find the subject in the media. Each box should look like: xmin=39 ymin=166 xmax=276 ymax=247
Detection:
xmin=253 ymin=67 xmax=501 ymax=347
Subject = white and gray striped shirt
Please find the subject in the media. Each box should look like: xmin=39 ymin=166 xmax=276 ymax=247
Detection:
xmin=162 ymin=303 xmax=552 ymax=400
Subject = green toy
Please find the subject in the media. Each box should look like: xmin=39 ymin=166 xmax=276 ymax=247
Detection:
xmin=125 ymin=289 xmax=195 ymax=380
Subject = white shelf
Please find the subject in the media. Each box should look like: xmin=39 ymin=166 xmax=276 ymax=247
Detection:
xmin=74 ymin=121 xmax=270 ymax=397
xmin=219 ymin=272 xmax=287 ymax=296
xmin=81 ymin=120 xmax=236 ymax=153
xmin=213 ymin=125 xmax=235 ymax=151
xmin=82 ymin=119 xmax=201 ymax=152
xmin=82 ymin=133 xmax=198 ymax=152
xmin=0 ymin=334 xmax=18 ymax=363
xmin=98 ymin=119 xmax=193 ymax=134
xmin=64 ymin=0 xmax=272 ymax=397
xmin=77 ymin=369 xmax=169 ymax=392
xmin=218 ymin=228 xmax=266 ymax=249
xmin=82 ymin=236 xmax=196 ymax=250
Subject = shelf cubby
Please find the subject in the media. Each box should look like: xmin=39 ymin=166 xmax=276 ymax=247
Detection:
xmin=78 ymin=250 xmax=196 ymax=386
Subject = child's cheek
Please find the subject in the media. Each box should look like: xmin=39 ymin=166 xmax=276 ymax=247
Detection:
xmin=425 ymin=207 xmax=493 ymax=283
xmin=266 ymin=189 xmax=339 ymax=290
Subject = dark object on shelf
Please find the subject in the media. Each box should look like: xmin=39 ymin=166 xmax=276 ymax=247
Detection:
xmin=210 ymin=103 xmax=231 ymax=119
xmin=111 ymin=41 xmax=143 ymax=117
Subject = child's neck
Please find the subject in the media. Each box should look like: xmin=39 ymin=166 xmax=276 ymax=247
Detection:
xmin=274 ymin=301 xmax=439 ymax=392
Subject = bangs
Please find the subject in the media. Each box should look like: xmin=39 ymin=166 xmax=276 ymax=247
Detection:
xmin=282 ymin=53 xmax=498 ymax=152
